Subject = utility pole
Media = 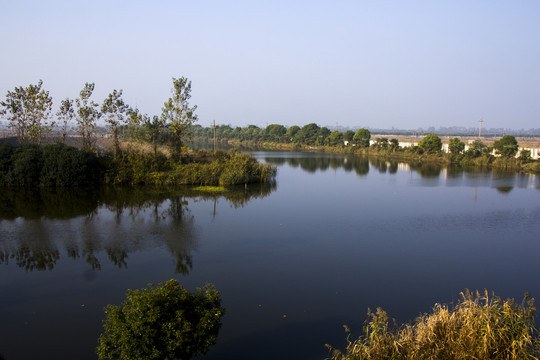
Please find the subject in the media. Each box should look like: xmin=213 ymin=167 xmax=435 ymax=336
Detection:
xmin=478 ymin=118 xmax=483 ymax=138
xmin=335 ymin=121 xmax=338 ymax=131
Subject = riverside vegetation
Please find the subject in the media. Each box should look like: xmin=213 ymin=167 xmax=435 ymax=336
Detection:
xmin=192 ymin=123 xmax=540 ymax=173
xmin=327 ymin=290 xmax=540 ymax=360
xmin=0 ymin=142 xmax=275 ymax=187
xmin=0 ymin=78 xmax=275 ymax=186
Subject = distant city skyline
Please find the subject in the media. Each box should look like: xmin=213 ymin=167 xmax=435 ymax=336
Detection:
xmin=1 ymin=1 xmax=539 ymax=130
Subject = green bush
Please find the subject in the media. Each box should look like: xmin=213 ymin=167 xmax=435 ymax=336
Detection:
xmin=97 ymin=280 xmax=225 ymax=360
xmin=40 ymin=143 xmax=101 ymax=186
xmin=9 ymin=144 xmax=43 ymax=187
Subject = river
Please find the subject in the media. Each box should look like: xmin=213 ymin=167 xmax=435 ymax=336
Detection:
xmin=1 ymin=152 xmax=539 ymax=359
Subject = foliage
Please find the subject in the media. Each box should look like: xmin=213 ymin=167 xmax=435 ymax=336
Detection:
xmin=75 ymin=82 xmax=101 ymax=151
xmin=162 ymin=77 xmax=198 ymax=156
xmin=145 ymin=115 xmax=166 ymax=158
xmin=418 ymin=134 xmax=442 ymax=154
xmin=343 ymin=130 xmax=355 ymax=142
xmin=40 ymin=143 xmax=101 ymax=186
xmin=286 ymin=125 xmax=301 ymax=141
xmin=372 ymin=137 xmax=389 ymax=151
xmin=518 ymin=149 xmax=532 ymax=163
xmin=102 ymin=89 xmax=129 ymax=156
xmin=97 ymin=280 xmax=225 ymax=360
xmin=103 ymin=148 xmax=276 ymax=186
xmin=328 ymin=290 xmax=540 ymax=360
xmin=389 ymin=138 xmax=399 ymax=151
xmin=353 ymin=128 xmax=371 ymax=147
xmin=448 ymin=137 xmax=465 ymax=155
xmin=56 ymin=98 xmax=75 ymax=144
xmin=0 ymin=80 xmax=54 ymax=144
xmin=0 ymin=143 xmax=101 ymax=187
xmin=263 ymin=124 xmax=287 ymax=142
xmin=494 ymin=135 xmax=519 ymax=157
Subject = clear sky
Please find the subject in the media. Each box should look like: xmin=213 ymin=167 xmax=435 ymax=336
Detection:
xmin=1 ymin=0 xmax=539 ymax=130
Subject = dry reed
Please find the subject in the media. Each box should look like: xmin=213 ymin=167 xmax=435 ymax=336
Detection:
xmin=327 ymin=290 xmax=540 ymax=360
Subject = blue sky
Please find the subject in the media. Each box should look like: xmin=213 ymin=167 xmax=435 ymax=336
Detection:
xmin=1 ymin=0 xmax=539 ymax=130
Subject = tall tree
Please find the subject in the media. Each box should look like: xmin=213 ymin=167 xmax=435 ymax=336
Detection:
xmin=102 ymin=89 xmax=128 ymax=156
xmin=161 ymin=77 xmax=198 ymax=156
xmin=1 ymin=80 xmax=54 ymax=144
xmin=418 ymin=134 xmax=442 ymax=154
xmin=126 ymin=107 xmax=144 ymax=141
xmin=75 ymin=83 xmax=100 ymax=151
xmin=56 ymin=98 xmax=75 ymax=144
xmin=353 ymin=128 xmax=371 ymax=147
xmin=449 ymin=137 xmax=465 ymax=155
xmin=493 ymin=135 xmax=518 ymax=157
xmin=145 ymin=115 xmax=165 ymax=159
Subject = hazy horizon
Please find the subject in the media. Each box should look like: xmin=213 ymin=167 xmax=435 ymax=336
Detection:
xmin=1 ymin=1 xmax=539 ymax=130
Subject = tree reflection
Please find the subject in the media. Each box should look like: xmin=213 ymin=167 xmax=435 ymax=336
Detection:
xmin=0 ymin=184 xmax=274 ymax=273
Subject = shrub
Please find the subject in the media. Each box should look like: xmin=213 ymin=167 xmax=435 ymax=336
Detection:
xmin=40 ymin=143 xmax=101 ymax=186
xmin=97 ymin=280 xmax=225 ymax=360
xmin=9 ymin=144 xmax=43 ymax=187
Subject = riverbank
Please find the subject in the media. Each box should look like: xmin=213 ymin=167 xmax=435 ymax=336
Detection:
xmin=0 ymin=142 xmax=276 ymax=187
xmin=196 ymin=137 xmax=540 ymax=174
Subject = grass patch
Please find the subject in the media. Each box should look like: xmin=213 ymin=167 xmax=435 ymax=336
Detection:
xmin=327 ymin=289 xmax=540 ymax=360
xmin=192 ymin=186 xmax=228 ymax=192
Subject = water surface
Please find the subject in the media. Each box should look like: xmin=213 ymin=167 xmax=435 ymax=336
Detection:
xmin=1 ymin=152 xmax=539 ymax=359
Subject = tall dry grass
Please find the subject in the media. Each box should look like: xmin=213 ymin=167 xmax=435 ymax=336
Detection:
xmin=327 ymin=290 xmax=540 ymax=360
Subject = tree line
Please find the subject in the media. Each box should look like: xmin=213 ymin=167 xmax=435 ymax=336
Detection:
xmin=0 ymin=78 xmax=197 ymax=157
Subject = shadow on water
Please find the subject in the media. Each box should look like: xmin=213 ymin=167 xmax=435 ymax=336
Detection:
xmin=0 ymin=184 xmax=275 ymax=273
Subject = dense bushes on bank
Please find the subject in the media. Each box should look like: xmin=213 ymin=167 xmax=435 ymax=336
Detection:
xmin=0 ymin=143 xmax=276 ymax=187
xmin=104 ymin=148 xmax=276 ymax=186
xmin=0 ymin=143 xmax=102 ymax=186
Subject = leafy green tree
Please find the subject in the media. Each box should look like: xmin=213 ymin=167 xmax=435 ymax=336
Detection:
xmin=1 ymin=80 xmax=54 ymax=144
xmin=353 ymin=128 xmax=371 ymax=147
xmin=328 ymin=130 xmax=344 ymax=146
xmin=145 ymin=115 xmax=165 ymax=158
xmin=285 ymin=125 xmax=300 ymax=141
xmin=102 ymin=89 xmax=129 ymax=156
xmin=56 ymin=98 xmax=75 ymax=144
xmin=317 ymin=127 xmax=331 ymax=145
xmin=264 ymin=124 xmax=287 ymax=142
xmin=126 ymin=107 xmax=144 ymax=141
xmin=75 ymin=83 xmax=101 ymax=151
xmin=162 ymin=77 xmax=198 ymax=156
xmin=493 ymin=135 xmax=519 ymax=157
xmin=294 ymin=123 xmax=320 ymax=144
xmin=373 ymin=137 xmax=389 ymax=150
xmin=465 ymin=140 xmax=487 ymax=158
xmin=97 ymin=280 xmax=224 ymax=360
xmin=389 ymin=138 xmax=399 ymax=151
xmin=418 ymin=134 xmax=442 ymax=154
xmin=449 ymin=137 xmax=465 ymax=155
xmin=343 ymin=130 xmax=355 ymax=143
xmin=518 ymin=149 xmax=532 ymax=163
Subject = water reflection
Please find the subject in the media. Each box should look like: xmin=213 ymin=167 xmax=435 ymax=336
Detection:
xmin=263 ymin=154 xmax=540 ymax=191
xmin=0 ymin=184 xmax=275 ymax=273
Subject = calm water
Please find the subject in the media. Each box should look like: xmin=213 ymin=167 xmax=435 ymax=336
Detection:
xmin=1 ymin=152 xmax=540 ymax=359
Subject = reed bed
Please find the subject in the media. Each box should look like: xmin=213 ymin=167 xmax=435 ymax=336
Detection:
xmin=327 ymin=290 xmax=540 ymax=360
